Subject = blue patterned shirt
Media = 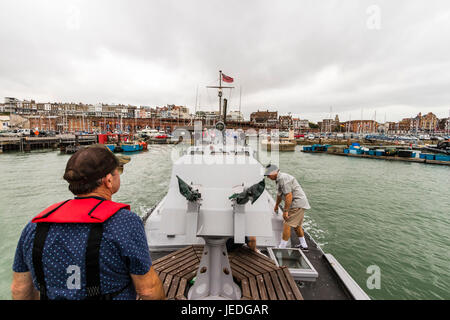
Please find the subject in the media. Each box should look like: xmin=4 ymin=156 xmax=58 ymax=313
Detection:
xmin=12 ymin=207 xmax=152 ymax=300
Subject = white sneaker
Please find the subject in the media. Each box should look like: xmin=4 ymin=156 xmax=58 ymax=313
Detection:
xmin=294 ymin=244 xmax=309 ymax=251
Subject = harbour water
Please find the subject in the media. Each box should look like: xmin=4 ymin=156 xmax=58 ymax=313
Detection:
xmin=0 ymin=145 xmax=449 ymax=300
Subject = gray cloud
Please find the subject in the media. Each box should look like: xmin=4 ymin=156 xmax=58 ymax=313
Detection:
xmin=0 ymin=0 xmax=449 ymax=122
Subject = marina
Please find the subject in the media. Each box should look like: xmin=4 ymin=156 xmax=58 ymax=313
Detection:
xmin=302 ymin=144 xmax=450 ymax=166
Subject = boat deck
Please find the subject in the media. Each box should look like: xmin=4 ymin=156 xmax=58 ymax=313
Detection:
xmin=150 ymin=245 xmax=303 ymax=300
xmin=289 ymin=232 xmax=352 ymax=300
xmin=148 ymin=231 xmax=353 ymax=300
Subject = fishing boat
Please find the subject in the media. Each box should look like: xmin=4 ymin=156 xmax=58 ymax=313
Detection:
xmin=121 ymin=141 xmax=145 ymax=152
xmin=143 ymin=71 xmax=369 ymax=300
xmin=105 ymin=144 xmax=115 ymax=152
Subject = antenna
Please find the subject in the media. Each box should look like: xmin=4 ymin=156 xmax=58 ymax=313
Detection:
xmin=195 ymin=85 xmax=199 ymax=115
xmin=239 ymin=85 xmax=242 ymax=123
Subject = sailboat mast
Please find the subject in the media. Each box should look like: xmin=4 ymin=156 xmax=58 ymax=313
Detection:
xmin=195 ymin=85 xmax=199 ymax=115
xmin=219 ymin=70 xmax=223 ymax=119
xmin=239 ymin=85 xmax=242 ymax=123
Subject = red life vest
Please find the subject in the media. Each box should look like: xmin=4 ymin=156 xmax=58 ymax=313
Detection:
xmin=31 ymin=197 xmax=131 ymax=300
xmin=32 ymin=197 xmax=130 ymax=224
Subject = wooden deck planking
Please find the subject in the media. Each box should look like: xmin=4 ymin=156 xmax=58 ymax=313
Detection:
xmin=263 ymin=272 xmax=278 ymax=300
xmin=175 ymin=278 xmax=188 ymax=300
xmin=256 ymin=274 xmax=268 ymax=300
xmin=152 ymin=246 xmax=193 ymax=266
xmin=282 ymin=267 xmax=304 ymax=300
xmin=163 ymin=274 xmax=173 ymax=295
xmin=248 ymin=276 xmax=260 ymax=300
xmin=276 ymin=268 xmax=295 ymax=300
xmin=269 ymin=270 xmax=286 ymax=300
xmin=167 ymin=276 xmax=181 ymax=299
xmin=152 ymin=245 xmax=303 ymax=300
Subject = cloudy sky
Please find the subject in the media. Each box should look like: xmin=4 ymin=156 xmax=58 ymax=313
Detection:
xmin=0 ymin=0 xmax=449 ymax=122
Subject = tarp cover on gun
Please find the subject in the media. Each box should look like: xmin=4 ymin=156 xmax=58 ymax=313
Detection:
xmin=229 ymin=179 xmax=265 ymax=205
xmin=176 ymin=175 xmax=201 ymax=201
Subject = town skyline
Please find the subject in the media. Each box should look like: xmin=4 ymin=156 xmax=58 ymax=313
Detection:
xmin=1 ymin=96 xmax=448 ymax=135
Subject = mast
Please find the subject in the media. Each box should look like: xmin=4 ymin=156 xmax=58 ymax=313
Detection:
xmin=206 ymin=70 xmax=234 ymax=122
xmin=239 ymin=85 xmax=242 ymax=123
xmin=195 ymin=85 xmax=199 ymax=115
xmin=219 ymin=70 xmax=222 ymax=117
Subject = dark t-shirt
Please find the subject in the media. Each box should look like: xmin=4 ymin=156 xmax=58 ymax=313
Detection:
xmin=13 ymin=208 xmax=151 ymax=300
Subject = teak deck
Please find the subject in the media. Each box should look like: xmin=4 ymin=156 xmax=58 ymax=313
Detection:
xmin=152 ymin=245 xmax=303 ymax=300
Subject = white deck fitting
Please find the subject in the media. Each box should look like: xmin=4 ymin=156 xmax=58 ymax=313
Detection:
xmin=146 ymin=145 xmax=283 ymax=251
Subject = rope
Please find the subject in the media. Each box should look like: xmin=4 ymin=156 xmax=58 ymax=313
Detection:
xmin=141 ymin=205 xmax=157 ymax=224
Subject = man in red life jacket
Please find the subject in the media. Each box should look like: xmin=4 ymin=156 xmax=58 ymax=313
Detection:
xmin=11 ymin=145 xmax=165 ymax=300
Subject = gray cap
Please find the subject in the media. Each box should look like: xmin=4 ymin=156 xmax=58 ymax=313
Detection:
xmin=264 ymin=164 xmax=279 ymax=176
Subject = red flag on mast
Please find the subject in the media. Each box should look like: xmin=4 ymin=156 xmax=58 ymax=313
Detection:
xmin=222 ymin=73 xmax=234 ymax=83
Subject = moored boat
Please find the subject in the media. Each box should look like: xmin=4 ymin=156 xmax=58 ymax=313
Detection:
xmin=121 ymin=141 xmax=144 ymax=152
xmin=105 ymin=144 xmax=115 ymax=152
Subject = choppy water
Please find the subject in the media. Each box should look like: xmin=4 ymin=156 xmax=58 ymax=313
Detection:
xmin=0 ymin=145 xmax=449 ymax=300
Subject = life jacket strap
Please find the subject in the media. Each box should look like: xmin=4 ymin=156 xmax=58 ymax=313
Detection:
xmin=85 ymin=223 xmax=103 ymax=299
xmin=32 ymin=223 xmax=50 ymax=300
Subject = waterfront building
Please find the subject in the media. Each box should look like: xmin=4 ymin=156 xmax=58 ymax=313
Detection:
xmin=318 ymin=115 xmax=340 ymax=132
xmin=292 ymin=118 xmax=310 ymax=131
xmin=343 ymin=120 xmax=379 ymax=133
xmin=420 ymin=112 xmax=439 ymax=132
xmin=167 ymin=105 xmax=190 ymax=119
xmin=393 ymin=112 xmax=439 ymax=134
xmin=250 ymin=109 xmax=278 ymax=126
xmin=204 ymin=111 xmax=220 ymax=122
xmin=279 ymin=115 xmax=293 ymax=130
xmin=0 ymin=115 xmax=10 ymax=130
xmin=226 ymin=110 xmax=244 ymax=122
xmin=438 ymin=117 xmax=450 ymax=133
xmin=4 ymin=97 xmax=20 ymax=113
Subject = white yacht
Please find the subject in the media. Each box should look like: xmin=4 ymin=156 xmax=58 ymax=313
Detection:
xmin=137 ymin=128 xmax=159 ymax=138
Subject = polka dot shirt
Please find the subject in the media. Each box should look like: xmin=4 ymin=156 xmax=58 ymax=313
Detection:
xmin=13 ymin=208 xmax=152 ymax=300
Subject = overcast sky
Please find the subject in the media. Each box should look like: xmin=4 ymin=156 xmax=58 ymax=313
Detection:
xmin=1 ymin=0 xmax=449 ymax=122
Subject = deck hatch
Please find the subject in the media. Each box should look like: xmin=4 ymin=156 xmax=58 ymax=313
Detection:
xmin=267 ymin=248 xmax=318 ymax=282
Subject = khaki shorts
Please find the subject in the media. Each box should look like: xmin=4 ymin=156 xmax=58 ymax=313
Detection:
xmin=284 ymin=207 xmax=305 ymax=228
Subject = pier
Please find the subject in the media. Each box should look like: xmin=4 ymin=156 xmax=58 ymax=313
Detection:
xmin=0 ymin=134 xmax=98 ymax=152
